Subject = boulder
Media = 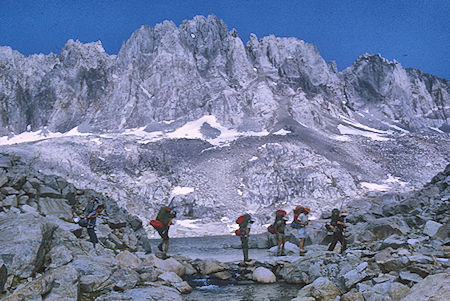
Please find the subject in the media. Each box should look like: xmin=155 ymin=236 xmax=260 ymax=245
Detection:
xmin=3 ymin=272 xmax=54 ymax=301
xmin=116 ymin=250 xmax=142 ymax=270
xmin=0 ymin=187 xmax=19 ymax=195
xmin=142 ymin=255 xmax=185 ymax=276
xmin=388 ymin=282 xmax=410 ymax=301
xmin=157 ymin=272 xmax=193 ymax=293
xmin=38 ymin=197 xmax=72 ymax=219
xmin=374 ymin=249 xmax=409 ymax=273
xmin=38 ymin=185 xmax=61 ymax=198
xmin=423 ymin=220 xmax=447 ymax=240
xmin=213 ymin=271 xmax=233 ymax=280
xmin=279 ymin=252 xmax=342 ymax=284
xmin=358 ymin=217 xmax=411 ymax=242
xmin=158 ymin=271 xmax=183 ymax=283
xmin=20 ymin=205 xmax=37 ymax=213
xmin=171 ymin=280 xmax=193 ymax=294
xmin=296 ymin=277 xmax=341 ymax=301
xmin=341 ymin=291 xmax=365 ymax=301
xmin=0 ymin=174 xmax=8 ymax=187
xmin=252 ymin=267 xmax=276 ymax=283
xmin=72 ymin=255 xmax=118 ymax=293
xmin=341 ymin=268 xmax=368 ymax=290
xmin=0 ymin=213 xmax=56 ymax=279
xmin=400 ymin=273 xmax=450 ymax=301
xmin=399 ymin=271 xmax=423 ymax=285
xmin=2 ymin=195 xmax=17 ymax=207
xmin=108 ymin=268 xmax=140 ymax=291
xmin=197 ymin=259 xmax=226 ymax=275
xmin=48 ymin=245 xmax=73 ymax=268
xmin=42 ymin=265 xmax=79 ymax=301
xmin=382 ymin=235 xmax=407 ymax=249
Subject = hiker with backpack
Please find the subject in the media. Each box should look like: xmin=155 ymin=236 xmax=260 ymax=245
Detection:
xmin=86 ymin=204 xmax=105 ymax=250
xmin=83 ymin=198 xmax=99 ymax=217
xmin=327 ymin=208 xmax=348 ymax=254
xmin=150 ymin=206 xmax=177 ymax=258
xmin=292 ymin=206 xmax=310 ymax=255
xmin=275 ymin=213 xmax=288 ymax=256
xmin=235 ymin=213 xmax=255 ymax=263
xmin=267 ymin=209 xmax=287 ymax=255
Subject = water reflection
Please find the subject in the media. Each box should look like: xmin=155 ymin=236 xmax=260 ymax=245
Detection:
xmin=185 ymin=283 xmax=299 ymax=301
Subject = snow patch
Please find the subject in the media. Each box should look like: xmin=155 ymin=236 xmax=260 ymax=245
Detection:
xmin=0 ymin=126 xmax=89 ymax=145
xmin=338 ymin=124 xmax=390 ymax=141
xmin=171 ymin=186 xmax=194 ymax=196
xmin=384 ymin=174 xmax=407 ymax=187
xmin=175 ymin=219 xmax=201 ymax=229
xmin=360 ymin=182 xmax=390 ymax=191
xmin=273 ymin=129 xmax=291 ymax=135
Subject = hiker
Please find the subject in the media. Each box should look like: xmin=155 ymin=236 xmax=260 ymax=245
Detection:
xmin=86 ymin=204 xmax=105 ymax=249
xmin=293 ymin=206 xmax=310 ymax=254
xmin=83 ymin=198 xmax=99 ymax=217
xmin=275 ymin=215 xmax=288 ymax=256
xmin=154 ymin=206 xmax=176 ymax=257
xmin=327 ymin=208 xmax=348 ymax=254
xmin=237 ymin=213 xmax=254 ymax=262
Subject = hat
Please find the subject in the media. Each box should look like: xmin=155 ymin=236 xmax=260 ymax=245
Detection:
xmin=304 ymin=207 xmax=311 ymax=213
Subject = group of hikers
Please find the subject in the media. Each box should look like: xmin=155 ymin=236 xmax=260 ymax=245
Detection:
xmin=148 ymin=203 xmax=348 ymax=262
xmin=235 ymin=206 xmax=348 ymax=262
xmin=78 ymin=198 xmax=348 ymax=262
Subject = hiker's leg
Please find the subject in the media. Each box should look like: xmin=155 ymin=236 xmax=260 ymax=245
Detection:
xmin=277 ymin=237 xmax=282 ymax=255
xmin=328 ymin=234 xmax=338 ymax=251
xmin=299 ymin=238 xmax=305 ymax=250
xmin=87 ymin=228 xmax=98 ymax=248
xmin=241 ymin=236 xmax=249 ymax=261
xmin=340 ymin=233 xmax=347 ymax=253
xmin=164 ymin=239 xmax=169 ymax=253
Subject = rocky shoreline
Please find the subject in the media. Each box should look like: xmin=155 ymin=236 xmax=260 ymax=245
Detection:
xmin=0 ymin=153 xmax=449 ymax=300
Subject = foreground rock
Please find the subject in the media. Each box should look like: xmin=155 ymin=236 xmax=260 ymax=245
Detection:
xmin=401 ymin=273 xmax=450 ymax=301
xmin=252 ymin=267 xmax=276 ymax=283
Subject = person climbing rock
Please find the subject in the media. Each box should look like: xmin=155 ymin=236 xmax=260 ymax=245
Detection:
xmin=327 ymin=209 xmax=348 ymax=254
xmin=236 ymin=213 xmax=254 ymax=263
xmin=86 ymin=204 xmax=105 ymax=250
xmin=293 ymin=206 xmax=310 ymax=255
xmin=154 ymin=206 xmax=176 ymax=259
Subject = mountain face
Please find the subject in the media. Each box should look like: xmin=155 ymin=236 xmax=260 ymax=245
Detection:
xmin=0 ymin=15 xmax=448 ymax=136
xmin=0 ymin=15 xmax=449 ymax=236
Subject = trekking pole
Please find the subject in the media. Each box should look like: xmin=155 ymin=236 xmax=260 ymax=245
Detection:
xmin=167 ymin=196 xmax=175 ymax=208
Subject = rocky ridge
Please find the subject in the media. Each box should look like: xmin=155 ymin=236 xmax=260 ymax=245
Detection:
xmin=0 ymin=15 xmax=448 ymax=136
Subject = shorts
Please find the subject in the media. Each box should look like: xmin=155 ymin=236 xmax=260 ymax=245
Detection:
xmin=158 ymin=227 xmax=169 ymax=241
xmin=297 ymin=227 xmax=307 ymax=239
xmin=276 ymin=233 xmax=286 ymax=240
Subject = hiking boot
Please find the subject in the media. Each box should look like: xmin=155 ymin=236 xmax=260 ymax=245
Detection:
xmin=280 ymin=251 xmax=286 ymax=256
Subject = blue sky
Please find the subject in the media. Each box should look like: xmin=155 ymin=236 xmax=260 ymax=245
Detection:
xmin=1 ymin=0 xmax=449 ymax=79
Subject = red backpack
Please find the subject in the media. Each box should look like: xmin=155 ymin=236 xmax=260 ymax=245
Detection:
xmin=149 ymin=219 xmax=164 ymax=230
xmin=236 ymin=215 xmax=246 ymax=224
